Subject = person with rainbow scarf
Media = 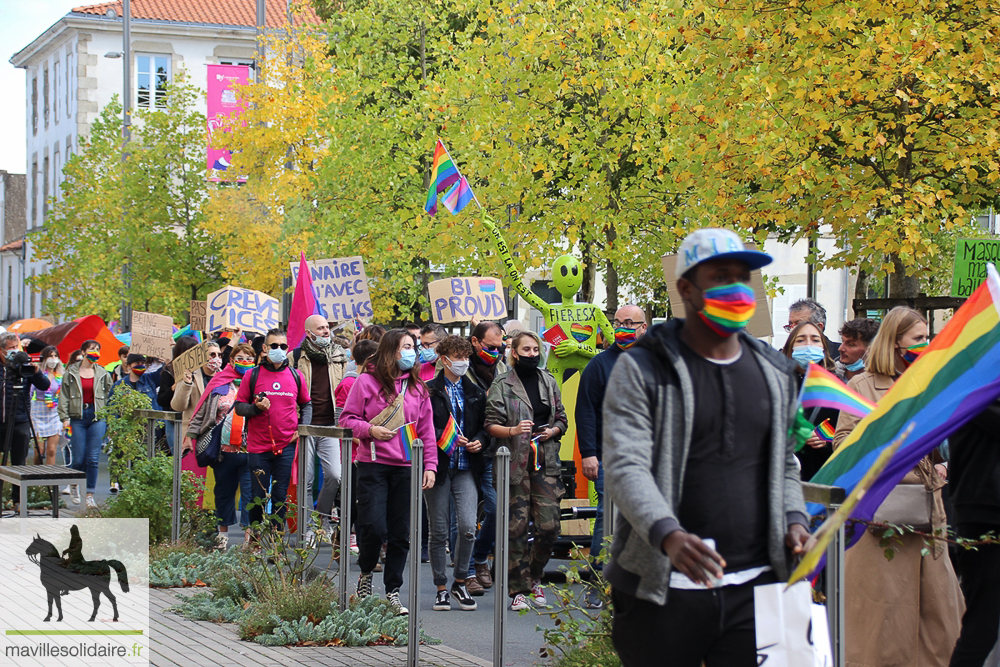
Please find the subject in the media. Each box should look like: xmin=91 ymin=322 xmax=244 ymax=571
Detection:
xmin=31 ymin=345 xmax=64 ymax=465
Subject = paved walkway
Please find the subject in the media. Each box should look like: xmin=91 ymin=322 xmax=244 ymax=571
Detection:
xmin=151 ymin=588 xmax=492 ymax=667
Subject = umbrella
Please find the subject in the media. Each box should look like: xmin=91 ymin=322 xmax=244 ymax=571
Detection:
xmin=8 ymin=318 xmax=54 ymax=334
xmin=30 ymin=316 xmax=124 ymax=366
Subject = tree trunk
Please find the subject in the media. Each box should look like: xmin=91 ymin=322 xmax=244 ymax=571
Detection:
xmin=580 ymin=241 xmax=596 ymax=304
xmin=889 ymin=254 xmax=921 ymax=299
xmin=605 ymin=225 xmax=619 ymax=314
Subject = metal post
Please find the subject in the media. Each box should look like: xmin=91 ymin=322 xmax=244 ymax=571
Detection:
xmin=407 ymin=440 xmax=424 ymax=666
xmin=145 ymin=416 xmax=156 ymax=459
xmin=256 ymin=0 xmax=266 ymax=66
xmin=493 ymin=446 xmax=511 ymax=667
xmin=604 ymin=495 xmax=616 ymax=545
xmin=170 ymin=417 xmax=182 ymax=543
xmin=827 ymin=509 xmax=846 ymax=667
xmin=338 ymin=436 xmax=352 ymax=612
xmin=297 ymin=436 xmax=308 ymax=549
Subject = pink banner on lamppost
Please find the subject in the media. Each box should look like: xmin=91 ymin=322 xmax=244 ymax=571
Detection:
xmin=206 ymin=64 xmax=250 ymax=181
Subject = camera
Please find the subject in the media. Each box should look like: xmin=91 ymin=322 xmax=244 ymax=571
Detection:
xmin=5 ymin=351 xmax=36 ymax=379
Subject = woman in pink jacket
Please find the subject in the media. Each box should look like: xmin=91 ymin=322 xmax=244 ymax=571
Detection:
xmin=339 ymin=328 xmax=436 ymax=616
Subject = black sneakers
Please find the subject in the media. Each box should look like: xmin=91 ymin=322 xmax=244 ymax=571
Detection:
xmin=451 ymin=582 xmax=477 ymax=611
xmin=357 ymin=572 xmax=373 ymax=599
xmin=433 ymin=589 xmax=451 ymax=611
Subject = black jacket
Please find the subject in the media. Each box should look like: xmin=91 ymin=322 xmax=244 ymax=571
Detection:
xmin=950 ymin=398 xmax=1000 ymax=526
xmin=575 ymin=344 xmax=625 ymax=461
xmin=427 ymin=371 xmax=487 ymax=486
xmin=0 ymin=360 xmax=50 ymax=425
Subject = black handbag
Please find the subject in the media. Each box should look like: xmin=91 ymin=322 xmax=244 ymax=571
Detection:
xmin=196 ymin=408 xmax=243 ymax=467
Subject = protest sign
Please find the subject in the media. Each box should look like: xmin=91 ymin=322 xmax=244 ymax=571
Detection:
xmin=951 ymin=238 xmax=1000 ymax=297
xmin=427 ymin=277 xmax=506 ymax=324
xmin=661 ymin=245 xmax=773 ymax=338
xmin=288 ymin=256 xmax=374 ymax=322
xmin=172 ymin=341 xmax=210 ymax=380
xmin=206 ymin=285 xmax=280 ymax=333
xmin=131 ymin=311 xmax=174 ymax=360
xmin=190 ymin=300 xmax=207 ymax=330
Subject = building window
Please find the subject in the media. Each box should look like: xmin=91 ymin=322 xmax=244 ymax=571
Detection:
xmin=54 ymin=61 xmax=60 ymax=124
xmin=66 ymin=135 xmax=72 ymax=158
xmin=136 ymin=54 xmax=170 ymax=109
xmin=43 ymin=66 xmax=49 ymax=128
xmin=6 ymin=265 xmax=11 ymax=320
xmin=219 ymin=59 xmax=256 ymax=80
xmin=30 ymin=157 xmax=37 ymax=226
xmin=30 ymin=270 xmax=36 ymax=318
xmin=54 ymin=150 xmax=61 ymax=198
xmin=66 ymin=51 xmax=72 ymax=119
xmin=31 ymin=76 xmax=38 ymax=135
xmin=43 ymin=155 xmax=49 ymax=218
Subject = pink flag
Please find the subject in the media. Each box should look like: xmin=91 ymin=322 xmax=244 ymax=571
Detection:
xmin=288 ymin=252 xmax=323 ymax=349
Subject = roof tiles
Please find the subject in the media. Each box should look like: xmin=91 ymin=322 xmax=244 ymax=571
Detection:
xmin=70 ymin=0 xmax=318 ymax=28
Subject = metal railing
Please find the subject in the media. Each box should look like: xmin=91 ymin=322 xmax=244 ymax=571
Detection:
xmin=406 ymin=439 xmax=425 ymax=666
xmin=137 ymin=409 xmax=184 ymax=542
xmin=493 ymin=446 xmax=511 ymax=667
xmin=802 ymin=481 xmax=847 ymax=667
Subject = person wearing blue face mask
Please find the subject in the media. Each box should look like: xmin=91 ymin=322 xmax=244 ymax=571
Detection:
xmin=836 ymin=318 xmax=880 ymax=381
xmin=782 ymin=321 xmax=839 ymax=480
xmin=418 ymin=323 xmax=446 ymax=383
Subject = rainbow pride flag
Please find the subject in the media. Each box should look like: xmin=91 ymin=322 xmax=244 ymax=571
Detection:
xmin=809 ymin=264 xmax=1000 ymax=532
xmin=399 ymin=422 xmax=418 ymax=462
xmin=437 ymin=414 xmax=461 ymax=456
xmin=814 ymin=419 xmax=835 ymax=443
xmin=442 ymin=176 xmax=474 ymax=215
xmin=529 ymin=435 xmax=542 ymax=471
xmin=799 ymin=363 xmax=877 ymax=418
xmin=424 ymin=140 xmax=460 ymax=215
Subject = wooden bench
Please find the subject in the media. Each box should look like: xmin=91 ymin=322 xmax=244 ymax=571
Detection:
xmin=0 ymin=465 xmax=86 ymax=518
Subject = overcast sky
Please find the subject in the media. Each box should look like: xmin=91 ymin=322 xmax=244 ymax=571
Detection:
xmin=0 ymin=1 xmax=76 ymax=174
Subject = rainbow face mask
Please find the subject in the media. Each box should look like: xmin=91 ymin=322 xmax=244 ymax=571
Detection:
xmin=697 ymin=282 xmax=757 ymax=337
xmin=84 ymin=351 xmax=101 ymax=363
xmin=901 ymin=341 xmax=928 ymax=365
xmin=131 ymin=365 xmax=147 ymax=376
xmin=476 ymin=345 xmax=501 ymax=366
xmin=233 ymin=360 xmax=255 ymax=375
xmin=614 ymin=327 xmax=639 ymax=349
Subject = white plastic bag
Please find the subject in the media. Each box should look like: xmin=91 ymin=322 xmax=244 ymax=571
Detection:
xmin=754 ymin=580 xmax=832 ymax=667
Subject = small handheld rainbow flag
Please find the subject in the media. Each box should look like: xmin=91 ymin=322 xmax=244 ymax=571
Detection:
xmin=437 ymin=414 xmax=461 ymax=456
xmin=814 ymin=419 xmax=835 ymax=443
xmin=529 ymin=435 xmax=542 ymax=471
xmin=424 ymin=140 xmax=461 ymax=215
xmin=399 ymin=422 xmax=418 ymax=462
xmin=799 ymin=363 xmax=877 ymax=418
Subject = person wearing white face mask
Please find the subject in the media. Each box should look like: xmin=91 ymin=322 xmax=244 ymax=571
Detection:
xmin=31 ymin=346 xmax=65 ymax=465
xmin=292 ymin=314 xmax=349 ymax=543
xmin=173 ymin=341 xmax=222 ymax=457
xmin=781 ymin=321 xmax=839 ymax=480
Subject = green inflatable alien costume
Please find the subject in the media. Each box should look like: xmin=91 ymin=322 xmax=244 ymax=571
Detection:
xmin=483 ymin=215 xmax=613 ymax=388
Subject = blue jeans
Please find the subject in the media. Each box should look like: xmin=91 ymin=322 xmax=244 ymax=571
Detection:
xmin=247 ymin=442 xmax=296 ymax=528
xmin=471 ymin=461 xmax=497 ymax=572
xmin=70 ymin=405 xmax=107 ymax=493
xmin=591 ymin=462 xmax=604 ymax=570
xmin=213 ymin=451 xmax=251 ymax=528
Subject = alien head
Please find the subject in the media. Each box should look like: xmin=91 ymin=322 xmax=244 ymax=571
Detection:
xmin=551 ymin=254 xmax=583 ymax=298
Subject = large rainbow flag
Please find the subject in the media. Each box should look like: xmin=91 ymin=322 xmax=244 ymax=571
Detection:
xmin=424 ymin=140 xmax=460 ymax=215
xmin=808 ymin=264 xmax=1000 ymax=528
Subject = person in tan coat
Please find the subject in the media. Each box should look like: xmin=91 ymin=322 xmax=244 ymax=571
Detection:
xmin=174 ymin=341 xmax=222 ymax=453
xmin=834 ymin=306 xmax=964 ymax=667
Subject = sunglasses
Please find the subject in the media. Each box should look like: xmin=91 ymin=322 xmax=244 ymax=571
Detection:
xmin=207 ymin=352 xmax=222 ymax=358
xmin=268 ymin=343 xmax=289 ymax=350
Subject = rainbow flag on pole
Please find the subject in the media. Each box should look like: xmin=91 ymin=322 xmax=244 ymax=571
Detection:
xmin=808 ymin=264 xmax=1000 ymax=532
xmin=437 ymin=414 xmax=461 ymax=456
xmin=799 ymin=363 xmax=877 ymax=418
xmin=399 ymin=422 xmax=418 ymax=462
xmin=424 ymin=140 xmax=460 ymax=215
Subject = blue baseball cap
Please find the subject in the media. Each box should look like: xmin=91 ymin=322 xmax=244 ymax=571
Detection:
xmin=675 ymin=228 xmax=773 ymax=280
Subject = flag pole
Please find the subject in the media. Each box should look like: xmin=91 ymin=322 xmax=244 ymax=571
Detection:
xmin=438 ymin=138 xmax=484 ymax=210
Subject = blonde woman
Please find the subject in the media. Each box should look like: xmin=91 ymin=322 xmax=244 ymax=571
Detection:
xmin=834 ymin=307 xmax=964 ymax=667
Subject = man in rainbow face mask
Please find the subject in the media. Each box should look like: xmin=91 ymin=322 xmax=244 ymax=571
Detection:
xmin=602 ymin=228 xmax=811 ymax=667
xmin=575 ymin=304 xmax=647 ymax=608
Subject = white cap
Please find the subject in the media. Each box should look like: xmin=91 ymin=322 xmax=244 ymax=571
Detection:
xmin=675 ymin=228 xmax=772 ymax=280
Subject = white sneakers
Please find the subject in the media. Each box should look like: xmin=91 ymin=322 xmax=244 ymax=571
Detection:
xmin=69 ymin=485 xmax=80 ymax=505
xmin=85 ymin=494 xmax=96 ymax=509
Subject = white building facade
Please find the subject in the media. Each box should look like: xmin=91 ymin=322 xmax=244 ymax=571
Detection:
xmin=9 ymin=1 xmax=280 ymax=319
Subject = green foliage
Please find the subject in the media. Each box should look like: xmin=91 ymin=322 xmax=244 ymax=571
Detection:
xmin=539 ymin=542 xmax=614 ymax=663
xmin=31 ymin=70 xmax=225 ymax=320
xmin=102 ymin=454 xmax=215 ymax=545
xmin=170 ymin=592 xmax=245 ymax=623
xmin=552 ymin=636 xmax=620 ymax=667
xmin=238 ymin=575 xmax=339 ymax=640
xmin=252 ymin=596 xmax=411 ymax=646
xmin=96 ymin=384 xmax=151 ymax=483
xmin=149 ymin=548 xmax=244 ymax=587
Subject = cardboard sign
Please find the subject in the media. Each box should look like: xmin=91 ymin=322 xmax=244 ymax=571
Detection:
xmin=951 ymin=238 xmax=1000 ymax=297
xmin=427 ymin=277 xmax=506 ymax=324
xmin=130 ymin=311 xmax=174 ymax=360
xmin=289 ymin=257 xmax=374 ymax=322
xmin=190 ymin=300 xmax=207 ymax=330
xmin=661 ymin=244 xmax=773 ymax=338
xmin=206 ymin=285 xmax=280 ymax=333
xmin=172 ymin=341 xmax=211 ymax=380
